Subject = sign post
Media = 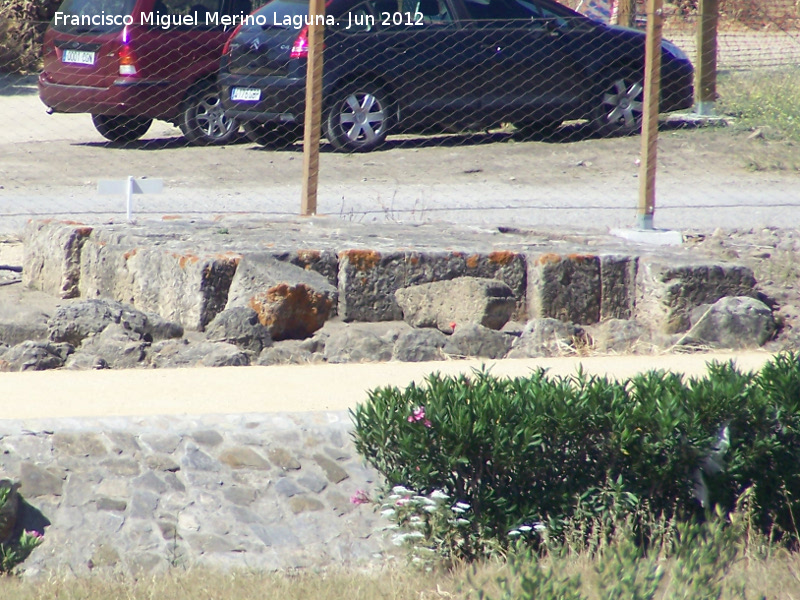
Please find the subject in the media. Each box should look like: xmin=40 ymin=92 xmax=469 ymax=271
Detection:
xmin=300 ymin=0 xmax=326 ymax=216
xmin=616 ymin=0 xmax=635 ymax=27
xmin=98 ymin=176 xmax=163 ymax=222
xmin=637 ymin=0 xmax=663 ymax=230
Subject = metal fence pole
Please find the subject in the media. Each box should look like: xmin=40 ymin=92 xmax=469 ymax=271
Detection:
xmin=637 ymin=0 xmax=663 ymax=230
xmin=695 ymin=0 xmax=719 ymax=116
xmin=300 ymin=0 xmax=326 ymax=216
xmin=616 ymin=0 xmax=635 ymax=27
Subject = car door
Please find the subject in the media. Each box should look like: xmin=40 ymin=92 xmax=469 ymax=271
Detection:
xmin=366 ymin=0 xmax=483 ymax=128
xmin=460 ymin=0 xmax=586 ymax=123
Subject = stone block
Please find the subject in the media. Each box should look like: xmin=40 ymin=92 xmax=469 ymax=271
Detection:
xmin=527 ymin=253 xmax=601 ymax=325
xmin=395 ymin=277 xmax=516 ymax=332
xmin=600 ymin=255 xmax=638 ymax=320
xmin=22 ymin=221 xmax=93 ymax=299
xmin=338 ymin=250 xmax=526 ymax=322
xmin=635 ymin=259 xmax=758 ymax=333
xmin=681 ymin=296 xmax=776 ymax=349
xmin=225 ymin=253 xmax=337 ymax=340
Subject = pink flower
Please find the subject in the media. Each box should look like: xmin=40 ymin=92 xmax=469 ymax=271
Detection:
xmin=408 ymin=406 xmax=431 ymax=427
xmin=350 ymin=490 xmax=371 ymax=505
xmin=25 ymin=530 xmax=43 ymax=539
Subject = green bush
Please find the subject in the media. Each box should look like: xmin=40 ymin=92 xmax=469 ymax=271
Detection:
xmin=351 ymin=353 xmax=800 ymax=559
xmin=0 ymin=0 xmax=61 ymax=74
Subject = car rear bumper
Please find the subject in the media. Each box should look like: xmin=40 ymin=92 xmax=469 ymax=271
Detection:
xmin=38 ymin=73 xmax=177 ymax=118
xmin=220 ymin=73 xmax=306 ymax=124
xmin=661 ymin=59 xmax=695 ymax=112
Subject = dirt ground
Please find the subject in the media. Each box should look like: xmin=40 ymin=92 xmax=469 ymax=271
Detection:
xmin=0 ymin=76 xmax=799 ymax=234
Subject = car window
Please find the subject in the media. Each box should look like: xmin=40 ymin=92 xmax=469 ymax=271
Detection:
xmin=462 ymin=0 xmax=566 ymax=24
xmin=51 ymin=0 xmax=137 ymax=33
xmin=331 ymin=1 xmax=375 ymax=32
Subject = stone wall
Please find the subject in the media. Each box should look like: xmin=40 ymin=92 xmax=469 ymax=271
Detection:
xmin=0 ymin=411 xmax=389 ymax=577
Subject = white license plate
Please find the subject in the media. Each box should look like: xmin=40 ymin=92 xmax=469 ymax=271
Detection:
xmin=231 ymin=87 xmax=261 ymax=102
xmin=62 ymin=49 xmax=96 ymax=65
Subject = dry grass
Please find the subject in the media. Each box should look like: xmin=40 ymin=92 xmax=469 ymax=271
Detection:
xmin=2 ymin=551 xmax=800 ymax=600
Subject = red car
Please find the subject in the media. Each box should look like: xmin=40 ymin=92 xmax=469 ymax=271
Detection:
xmin=38 ymin=0 xmax=252 ymax=144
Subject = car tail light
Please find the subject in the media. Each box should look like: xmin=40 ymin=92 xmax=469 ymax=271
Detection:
xmin=118 ymin=28 xmax=137 ymax=76
xmin=290 ymin=26 xmax=309 ymax=59
xmin=222 ymin=23 xmax=244 ymax=55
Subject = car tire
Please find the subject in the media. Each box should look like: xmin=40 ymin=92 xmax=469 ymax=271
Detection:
xmin=179 ymin=82 xmax=238 ymax=145
xmin=325 ymin=83 xmax=391 ymax=152
xmin=242 ymin=121 xmax=303 ymax=147
xmin=513 ymin=120 xmax=563 ymax=141
xmin=592 ymin=77 xmax=644 ymax=136
xmin=91 ymin=114 xmax=153 ymax=143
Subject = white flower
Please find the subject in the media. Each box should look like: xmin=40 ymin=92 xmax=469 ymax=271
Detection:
xmin=533 ymin=522 xmax=547 ymax=533
xmin=451 ymin=507 xmax=466 ymax=514
xmin=454 ymin=502 xmax=471 ymax=511
xmin=430 ymin=490 xmax=450 ymax=501
xmin=455 ymin=518 xmax=471 ymax=526
xmin=508 ymin=530 xmax=521 ymax=537
xmin=405 ymin=531 xmax=425 ymax=540
xmin=381 ymin=509 xmax=396 ymax=518
xmin=392 ymin=485 xmax=413 ymax=495
xmin=423 ymin=505 xmax=438 ymax=513
xmin=518 ymin=525 xmax=533 ymax=533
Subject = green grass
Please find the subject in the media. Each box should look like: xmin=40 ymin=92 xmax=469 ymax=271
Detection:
xmin=718 ymin=67 xmax=800 ymax=142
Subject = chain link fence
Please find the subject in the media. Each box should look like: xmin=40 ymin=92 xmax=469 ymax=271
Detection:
xmin=0 ymin=0 xmax=798 ymax=231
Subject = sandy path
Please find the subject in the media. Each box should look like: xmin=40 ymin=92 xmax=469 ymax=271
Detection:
xmin=0 ymin=352 xmax=775 ymax=420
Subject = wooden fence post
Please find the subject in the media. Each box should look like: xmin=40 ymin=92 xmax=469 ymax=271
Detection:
xmin=300 ymin=0 xmax=325 ymax=216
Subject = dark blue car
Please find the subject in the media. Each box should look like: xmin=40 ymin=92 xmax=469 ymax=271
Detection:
xmin=219 ymin=0 xmax=694 ymax=151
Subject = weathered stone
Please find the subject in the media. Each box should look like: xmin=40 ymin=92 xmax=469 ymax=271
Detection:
xmin=149 ymin=341 xmax=250 ymax=368
xmin=443 ymin=323 xmax=512 ymax=359
xmin=223 ymin=486 xmax=258 ymax=506
xmin=133 ymin=472 xmax=168 ymax=494
xmin=324 ymin=324 xmax=399 ymax=363
xmin=298 ymin=474 xmax=328 ymax=493
xmin=130 ymin=490 xmax=160 ymax=518
xmin=395 ymin=277 xmax=516 ymax=332
xmin=392 ymin=328 xmax=447 ymax=362
xmin=635 ymin=259 xmax=758 ymax=333
xmin=219 ymin=447 xmax=270 ymax=470
xmin=78 ymin=233 xmax=239 ymax=331
xmin=23 ymin=221 xmax=93 ymax=299
xmin=47 ymin=299 xmax=182 ymax=347
xmin=78 ymin=325 xmax=148 ymax=369
xmin=204 ymin=307 xmax=273 ymax=353
xmin=225 ymin=254 xmax=337 ymax=340
xmin=139 ymin=433 xmax=182 ymax=454
xmin=507 ymin=318 xmax=583 ymax=358
xmin=288 ymin=496 xmax=325 ymax=514
xmin=313 ymin=454 xmax=349 ymax=484
xmin=0 ymin=307 xmax=49 ymax=346
xmin=592 ymin=319 xmax=649 ymax=353
xmin=19 ymin=462 xmax=64 ymax=497
xmin=274 ymin=478 xmax=302 ymax=497
xmin=681 ymin=296 xmax=776 ymax=349
xmin=268 ymin=448 xmax=301 ymax=470
xmin=96 ymin=497 xmax=128 ymax=512
xmin=64 ymin=353 xmax=109 ymax=370
xmin=191 ymin=430 xmax=224 ymax=447
xmin=338 ymin=250 xmax=526 ymax=323
xmin=256 ymin=342 xmax=321 ymax=366
xmin=527 ymin=253 xmax=601 ymax=325
xmin=99 ymin=458 xmax=141 ymax=477
xmin=53 ymin=433 xmax=108 ymax=457
xmin=0 ymin=341 xmax=66 ymax=371
xmin=600 ymin=255 xmax=638 ymax=320
xmin=182 ymin=446 xmax=221 ymax=472
xmin=250 ymin=523 xmax=300 ymax=547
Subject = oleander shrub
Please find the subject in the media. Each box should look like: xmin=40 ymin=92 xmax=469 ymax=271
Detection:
xmin=351 ymin=353 xmax=800 ymax=560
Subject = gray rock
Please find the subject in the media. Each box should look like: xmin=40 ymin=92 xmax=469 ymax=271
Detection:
xmin=681 ymin=296 xmax=776 ymax=349
xmin=395 ymin=277 xmax=516 ymax=332
xmin=443 ymin=323 xmax=512 ymax=359
xmin=225 ymin=253 xmax=337 ymax=340
xmin=22 ymin=220 xmax=92 ymax=299
xmin=635 ymin=259 xmax=757 ymax=333
xmin=0 ymin=308 xmax=50 ymax=346
xmin=47 ymin=299 xmax=183 ymax=347
xmin=527 ymin=253 xmax=601 ymax=325
xmin=0 ymin=340 xmax=67 ymax=371
xmin=204 ymin=307 xmax=273 ymax=353
xmin=324 ymin=324 xmax=399 ymax=363
xmin=507 ymin=318 xmax=582 ymax=358
xmin=256 ymin=339 xmax=323 ymax=366
xmin=64 ymin=353 xmax=109 ymax=370
xmin=392 ymin=328 xmax=447 ymax=362
xmin=149 ymin=340 xmax=250 ymax=368
xmin=78 ymin=324 xmax=148 ymax=369
xmin=591 ymin=319 xmax=648 ymax=353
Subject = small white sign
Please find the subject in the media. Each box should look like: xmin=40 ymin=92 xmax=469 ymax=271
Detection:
xmin=231 ymin=87 xmax=262 ymax=102
xmin=98 ymin=177 xmax=163 ymax=222
xmin=62 ymin=50 xmax=96 ymax=65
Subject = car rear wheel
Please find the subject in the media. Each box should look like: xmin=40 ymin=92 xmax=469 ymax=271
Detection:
xmin=91 ymin=115 xmax=153 ymax=143
xmin=325 ymin=83 xmax=390 ymax=152
xmin=242 ymin=121 xmax=303 ymax=147
xmin=592 ymin=78 xmax=644 ymax=136
xmin=180 ymin=83 xmax=238 ymax=145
